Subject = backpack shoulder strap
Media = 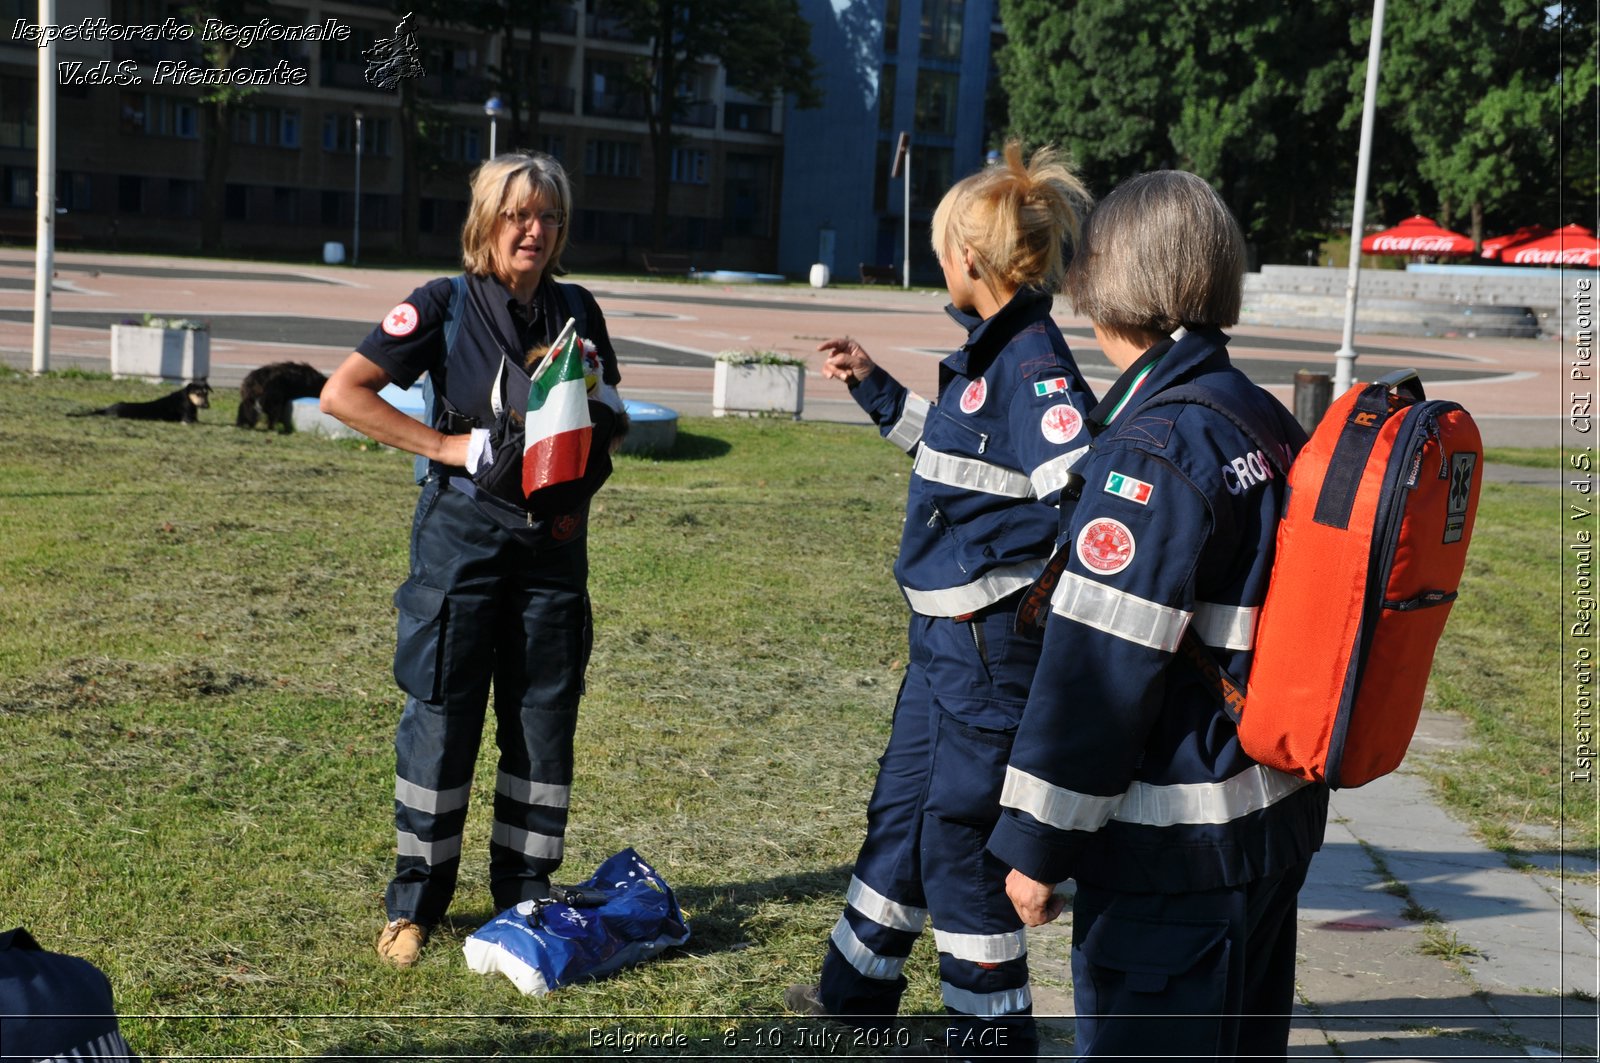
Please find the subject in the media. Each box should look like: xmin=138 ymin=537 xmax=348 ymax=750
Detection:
xmin=1138 ymin=379 xmax=1298 ymax=477
xmin=414 ymin=274 xmax=469 ymax=483
xmin=552 ymin=280 xmax=588 ymax=339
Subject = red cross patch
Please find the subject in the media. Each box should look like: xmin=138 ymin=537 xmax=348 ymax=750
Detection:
xmin=382 ymin=302 xmax=419 ymax=337
xmin=1041 ymin=404 xmax=1084 ymax=445
xmin=1077 ymin=518 xmax=1135 ymax=574
xmin=959 ymin=378 xmax=987 ymax=414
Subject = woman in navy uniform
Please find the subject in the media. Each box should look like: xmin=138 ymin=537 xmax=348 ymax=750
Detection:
xmin=988 ymin=171 xmax=1329 ymax=1060
xmin=321 ymin=152 xmax=622 ymax=967
xmin=787 ymin=143 xmax=1094 ymax=1058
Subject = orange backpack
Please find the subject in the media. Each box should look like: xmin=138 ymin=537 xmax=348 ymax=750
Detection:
xmin=1167 ymin=370 xmax=1482 ymax=788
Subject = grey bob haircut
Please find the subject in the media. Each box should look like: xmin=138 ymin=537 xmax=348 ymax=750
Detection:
xmin=1065 ymin=170 xmax=1245 ymax=335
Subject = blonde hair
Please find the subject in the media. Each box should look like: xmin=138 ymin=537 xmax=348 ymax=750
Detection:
xmin=1064 ymin=170 xmax=1245 ymax=334
xmin=460 ymin=152 xmax=573 ymax=278
xmin=930 ymin=141 xmax=1091 ymax=295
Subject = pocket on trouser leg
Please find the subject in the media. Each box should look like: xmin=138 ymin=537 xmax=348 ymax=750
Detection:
xmin=393 ymin=579 xmax=447 ymax=702
xmin=1072 ymin=911 xmax=1231 ymax=1059
xmin=923 ymin=711 xmax=1015 ymax=826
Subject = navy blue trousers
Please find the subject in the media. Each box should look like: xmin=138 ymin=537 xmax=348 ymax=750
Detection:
xmin=819 ymin=601 xmax=1042 ymax=1058
xmin=385 ymin=480 xmax=591 ymax=927
xmin=1069 ymin=857 xmax=1312 ymax=1062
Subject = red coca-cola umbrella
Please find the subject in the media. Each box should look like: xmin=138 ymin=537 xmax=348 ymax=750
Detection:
xmin=1497 ymin=223 xmax=1600 ymax=267
xmin=1479 ymin=224 xmax=1551 ymax=260
xmin=1360 ymin=215 xmax=1475 ymax=256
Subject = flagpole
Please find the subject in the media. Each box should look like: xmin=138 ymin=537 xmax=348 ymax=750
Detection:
xmin=1334 ymin=0 xmax=1386 ymax=397
xmin=530 ymin=317 xmax=578 ymax=385
xmin=32 ymin=0 xmax=57 ymax=375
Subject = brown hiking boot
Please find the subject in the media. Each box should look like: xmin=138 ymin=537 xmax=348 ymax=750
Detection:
xmin=376 ymin=918 xmax=425 ymax=967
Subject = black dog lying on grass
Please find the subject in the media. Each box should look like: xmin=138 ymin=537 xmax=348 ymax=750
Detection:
xmin=70 ymin=380 xmax=211 ymax=423
xmin=236 ymin=361 xmax=328 ymax=431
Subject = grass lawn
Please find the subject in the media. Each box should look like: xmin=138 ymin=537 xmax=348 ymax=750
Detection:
xmin=0 ymin=371 xmax=1574 ymax=1058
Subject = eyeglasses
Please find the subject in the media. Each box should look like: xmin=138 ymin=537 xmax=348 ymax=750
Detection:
xmin=500 ymin=208 xmax=565 ymax=231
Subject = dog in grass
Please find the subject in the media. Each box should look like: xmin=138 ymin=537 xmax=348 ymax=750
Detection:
xmin=235 ymin=361 xmax=328 ymax=431
xmin=71 ymin=379 xmax=211 ymax=423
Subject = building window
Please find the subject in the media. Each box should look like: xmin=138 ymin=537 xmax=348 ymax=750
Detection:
xmin=585 ymin=57 xmax=643 ymax=118
xmin=323 ymin=114 xmax=391 ymax=156
xmin=914 ymin=70 xmax=958 ymax=137
xmin=443 ymin=125 xmax=481 ymax=164
xmin=272 ymin=187 xmax=298 ymax=225
xmin=911 ymin=145 xmax=954 ymax=213
xmin=235 ymin=106 xmax=302 ymax=148
xmin=4 ymin=167 xmax=33 ymax=208
xmin=225 ymin=184 xmax=248 ymax=221
xmin=166 ymin=179 xmax=196 ymax=217
xmin=921 ymin=0 xmax=964 ymax=60
xmin=0 ymin=76 xmax=36 ymax=148
xmin=723 ymin=152 xmax=772 ymax=238
xmin=117 ymin=175 xmax=143 ymax=213
xmin=883 ymin=0 xmax=900 ymax=54
xmin=59 ymin=172 xmax=92 ymax=212
xmin=583 ymin=138 xmax=640 ymax=178
xmin=540 ymin=133 xmax=566 ymax=162
xmin=878 ymin=64 xmax=897 ymax=132
xmin=670 ymin=147 xmax=708 ymax=185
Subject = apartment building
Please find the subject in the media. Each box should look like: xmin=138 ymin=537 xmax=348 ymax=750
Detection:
xmin=778 ymin=0 xmax=999 ymax=286
xmin=0 ymin=0 xmax=787 ymax=269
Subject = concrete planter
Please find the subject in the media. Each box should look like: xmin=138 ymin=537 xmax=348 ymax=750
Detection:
xmin=110 ymin=324 xmax=210 ymax=382
xmin=713 ymin=361 xmax=805 ymax=419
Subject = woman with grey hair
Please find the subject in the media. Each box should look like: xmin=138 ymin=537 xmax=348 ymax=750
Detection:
xmin=322 ymin=151 xmax=623 ymax=967
xmin=987 ymin=170 xmax=1329 ymax=1059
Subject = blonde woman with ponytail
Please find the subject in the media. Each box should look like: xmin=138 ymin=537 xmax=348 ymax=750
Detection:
xmin=787 ymin=143 xmax=1093 ymax=1058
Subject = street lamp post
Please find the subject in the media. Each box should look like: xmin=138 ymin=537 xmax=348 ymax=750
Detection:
xmin=352 ymin=109 xmax=363 ymax=267
xmin=484 ymin=94 xmax=505 ymax=159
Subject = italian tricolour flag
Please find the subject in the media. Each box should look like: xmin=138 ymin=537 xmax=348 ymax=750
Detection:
xmin=522 ymin=320 xmax=593 ymax=497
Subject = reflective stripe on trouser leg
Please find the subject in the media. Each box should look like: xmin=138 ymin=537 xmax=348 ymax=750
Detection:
xmin=819 ymin=647 xmax=936 ymax=1019
xmin=919 ymin=607 xmax=1041 ymax=1057
xmin=487 ymin=536 xmax=589 ymax=911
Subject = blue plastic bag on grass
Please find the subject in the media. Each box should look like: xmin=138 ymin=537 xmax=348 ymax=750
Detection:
xmin=462 ymin=848 xmax=690 ymax=996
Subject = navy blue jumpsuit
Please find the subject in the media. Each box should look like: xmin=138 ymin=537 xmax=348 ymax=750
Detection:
xmin=818 ymin=288 xmax=1095 ymax=1055
xmin=987 ymin=327 xmax=1329 ymax=1061
xmin=356 ymin=273 xmax=621 ymax=928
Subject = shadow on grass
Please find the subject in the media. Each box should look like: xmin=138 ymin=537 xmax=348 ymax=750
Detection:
xmin=645 ymin=430 xmax=733 ymax=462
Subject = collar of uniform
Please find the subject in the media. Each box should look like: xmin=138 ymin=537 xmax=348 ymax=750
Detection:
xmin=0 ymin=926 xmax=41 ymax=951
xmin=941 ymin=287 xmax=1054 ymax=378
xmin=1089 ymin=326 xmax=1233 ymax=429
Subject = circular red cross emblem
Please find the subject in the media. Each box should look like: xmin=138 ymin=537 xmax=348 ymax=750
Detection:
xmin=1041 ymin=404 xmax=1084 ymax=445
xmin=959 ymin=378 xmax=987 ymax=414
xmin=1077 ymin=518 xmax=1135 ymax=574
xmin=382 ymin=302 xmax=419 ymax=337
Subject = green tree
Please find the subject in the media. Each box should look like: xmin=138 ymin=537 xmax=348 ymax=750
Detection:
xmin=605 ymin=0 xmax=821 ymax=251
xmin=998 ymin=0 xmax=1358 ymax=263
xmin=1363 ymin=0 xmax=1565 ymax=243
xmin=181 ymin=0 xmax=267 ymax=253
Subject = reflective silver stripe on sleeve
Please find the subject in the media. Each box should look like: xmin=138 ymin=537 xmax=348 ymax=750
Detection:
xmin=490 ymin=820 xmax=564 ymax=860
xmin=885 ymin=393 xmax=930 ymax=452
xmin=940 ymin=981 xmax=1033 ymax=1017
xmin=846 ymin=875 xmax=929 ymax=932
xmin=1191 ymin=602 xmax=1258 ymax=651
xmin=1051 ymin=571 xmax=1192 ymax=652
xmin=902 ymin=558 xmax=1047 ymax=618
xmin=914 ymin=446 xmax=1032 ymax=498
xmin=1002 ymin=765 xmax=1122 ymax=832
xmin=1029 ymin=446 xmax=1089 ymax=500
xmin=1001 ymin=763 xmax=1310 ymax=832
xmin=395 ymin=776 xmax=471 ymax=816
xmin=933 ymin=927 xmax=1027 ymax=963
xmin=830 ymin=916 xmax=909 ymax=980
xmin=397 ymin=829 xmax=463 ymax=864
xmin=495 ymin=770 xmax=572 ymax=809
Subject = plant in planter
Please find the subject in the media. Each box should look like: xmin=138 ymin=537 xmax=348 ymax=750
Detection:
xmin=712 ymin=349 xmax=806 ymax=419
xmin=110 ymin=314 xmax=211 ymax=383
